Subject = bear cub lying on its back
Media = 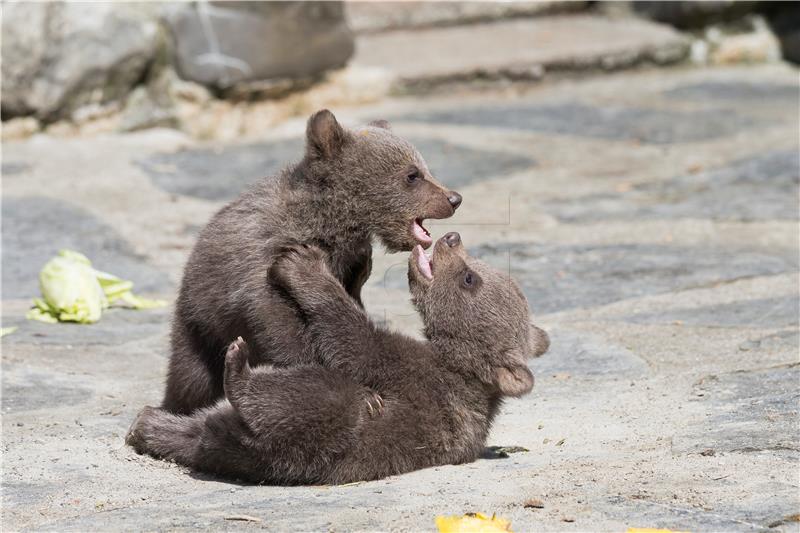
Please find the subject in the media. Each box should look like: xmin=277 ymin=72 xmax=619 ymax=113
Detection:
xmin=127 ymin=233 xmax=549 ymax=485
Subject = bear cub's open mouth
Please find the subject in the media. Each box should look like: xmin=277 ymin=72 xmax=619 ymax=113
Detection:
xmin=412 ymin=244 xmax=434 ymax=281
xmin=411 ymin=218 xmax=432 ymax=247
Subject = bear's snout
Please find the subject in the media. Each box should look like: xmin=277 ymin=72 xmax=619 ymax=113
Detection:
xmin=443 ymin=232 xmax=461 ymax=247
xmin=447 ymin=192 xmax=462 ymax=210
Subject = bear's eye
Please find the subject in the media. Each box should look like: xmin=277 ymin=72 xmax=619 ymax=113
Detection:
xmin=462 ymin=270 xmax=475 ymax=288
xmin=461 ymin=269 xmax=481 ymax=291
xmin=406 ymin=169 xmax=422 ymax=184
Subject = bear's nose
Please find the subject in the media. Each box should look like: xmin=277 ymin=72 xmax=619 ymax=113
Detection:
xmin=447 ymin=192 xmax=462 ymax=210
xmin=443 ymin=232 xmax=461 ymax=247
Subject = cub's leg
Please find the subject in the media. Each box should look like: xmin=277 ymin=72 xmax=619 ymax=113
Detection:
xmin=223 ymin=338 xmax=381 ymax=453
xmin=126 ymin=405 xmax=208 ymax=465
xmin=126 ymin=403 xmax=273 ymax=483
xmin=246 ymin=286 xmax=315 ymax=367
xmin=130 ymin=340 xmax=384 ymax=484
xmin=161 ymin=317 xmax=225 ymax=415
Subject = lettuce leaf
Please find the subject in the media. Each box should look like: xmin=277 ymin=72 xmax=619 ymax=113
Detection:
xmin=26 ymin=250 xmax=166 ymax=324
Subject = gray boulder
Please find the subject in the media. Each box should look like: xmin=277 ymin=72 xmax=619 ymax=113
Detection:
xmin=632 ymin=1 xmax=759 ymax=30
xmin=763 ymin=2 xmax=800 ymax=64
xmin=1 ymin=3 xmax=160 ymax=122
xmin=164 ymin=1 xmax=354 ymax=91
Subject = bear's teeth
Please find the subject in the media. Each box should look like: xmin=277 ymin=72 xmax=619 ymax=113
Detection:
xmin=412 ymin=219 xmax=433 ymax=244
xmin=413 ymin=245 xmax=433 ymax=280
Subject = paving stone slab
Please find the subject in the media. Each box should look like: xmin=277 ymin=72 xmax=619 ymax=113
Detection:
xmin=137 ymin=136 xmax=535 ymax=201
xmin=2 ymin=482 xmax=51 ymax=507
xmin=602 ymin=494 xmax=796 ymax=532
xmin=403 ymin=102 xmax=756 ymax=144
xmin=676 ymin=364 xmax=800 ymax=456
xmin=14 ymin=455 xmax=548 ymax=531
xmin=546 ymin=150 xmax=800 ymax=222
xmin=1 ymin=306 xmax=170 ymax=347
xmin=663 ymin=80 xmax=800 ymax=101
xmin=625 ymin=295 xmax=799 ymax=329
xmin=738 ymin=329 xmax=800 ymax=353
xmin=1 ymin=161 xmax=30 ymax=175
xmin=2 ymin=363 xmax=95 ymax=413
xmin=136 ymin=138 xmax=301 ymax=202
xmin=532 ymin=328 xmax=649 ymax=378
xmin=2 ymin=196 xmax=171 ymax=299
xmin=470 ymin=242 xmax=798 ymax=314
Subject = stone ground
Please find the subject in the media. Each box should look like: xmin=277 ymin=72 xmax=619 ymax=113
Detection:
xmin=2 ymin=63 xmax=799 ymax=531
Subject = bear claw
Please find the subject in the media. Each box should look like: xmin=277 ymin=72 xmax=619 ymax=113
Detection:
xmin=225 ymin=337 xmax=250 ymax=377
xmin=364 ymin=390 xmax=384 ymax=417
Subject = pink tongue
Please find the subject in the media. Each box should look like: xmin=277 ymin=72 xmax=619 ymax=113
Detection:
xmin=414 ymin=245 xmax=433 ymax=280
xmin=413 ymin=220 xmax=432 ymax=244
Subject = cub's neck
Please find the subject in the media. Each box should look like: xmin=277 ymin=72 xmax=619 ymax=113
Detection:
xmin=276 ymin=166 xmax=373 ymax=252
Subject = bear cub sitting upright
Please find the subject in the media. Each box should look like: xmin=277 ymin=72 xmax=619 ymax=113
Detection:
xmin=127 ymin=233 xmax=550 ymax=485
xmin=163 ymin=110 xmax=462 ymax=414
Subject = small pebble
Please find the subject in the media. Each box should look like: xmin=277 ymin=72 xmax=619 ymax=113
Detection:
xmin=523 ymin=498 xmax=545 ymax=509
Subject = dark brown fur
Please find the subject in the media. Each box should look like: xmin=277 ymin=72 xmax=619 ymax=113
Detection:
xmin=162 ymin=110 xmax=461 ymax=414
xmin=127 ymin=234 xmax=549 ymax=484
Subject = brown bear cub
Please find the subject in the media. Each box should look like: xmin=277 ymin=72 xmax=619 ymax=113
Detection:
xmin=127 ymin=233 xmax=550 ymax=485
xmin=163 ymin=110 xmax=462 ymax=414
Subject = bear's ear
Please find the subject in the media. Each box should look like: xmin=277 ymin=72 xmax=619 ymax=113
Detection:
xmin=530 ymin=324 xmax=550 ymax=358
xmin=306 ymin=109 xmax=346 ymax=159
xmin=368 ymin=119 xmax=391 ymax=130
xmin=493 ymin=364 xmax=534 ymax=397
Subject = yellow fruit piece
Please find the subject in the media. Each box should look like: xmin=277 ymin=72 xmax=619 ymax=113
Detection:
xmin=436 ymin=512 xmax=513 ymax=533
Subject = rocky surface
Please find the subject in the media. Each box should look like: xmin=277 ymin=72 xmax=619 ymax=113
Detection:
xmin=345 ymin=0 xmax=585 ymax=33
xmin=1 ymin=1 xmax=354 ymax=129
xmin=0 ymin=3 xmax=160 ymax=122
xmin=767 ymin=2 xmax=800 ymax=64
xmin=2 ymin=64 xmax=799 ymax=531
xmin=163 ymin=2 xmax=354 ymax=92
xmin=632 ymin=1 xmax=759 ymax=30
xmin=353 ymin=14 xmax=691 ymax=89
xmin=8 ymin=8 xmax=788 ymax=144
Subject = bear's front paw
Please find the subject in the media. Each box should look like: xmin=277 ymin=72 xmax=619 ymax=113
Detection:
xmin=125 ymin=405 xmax=158 ymax=454
xmin=224 ymin=337 xmax=252 ymax=400
xmin=269 ymin=243 xmax=331 ymax=294
xmin=225 ymin=336 xmax=250 ymax=374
